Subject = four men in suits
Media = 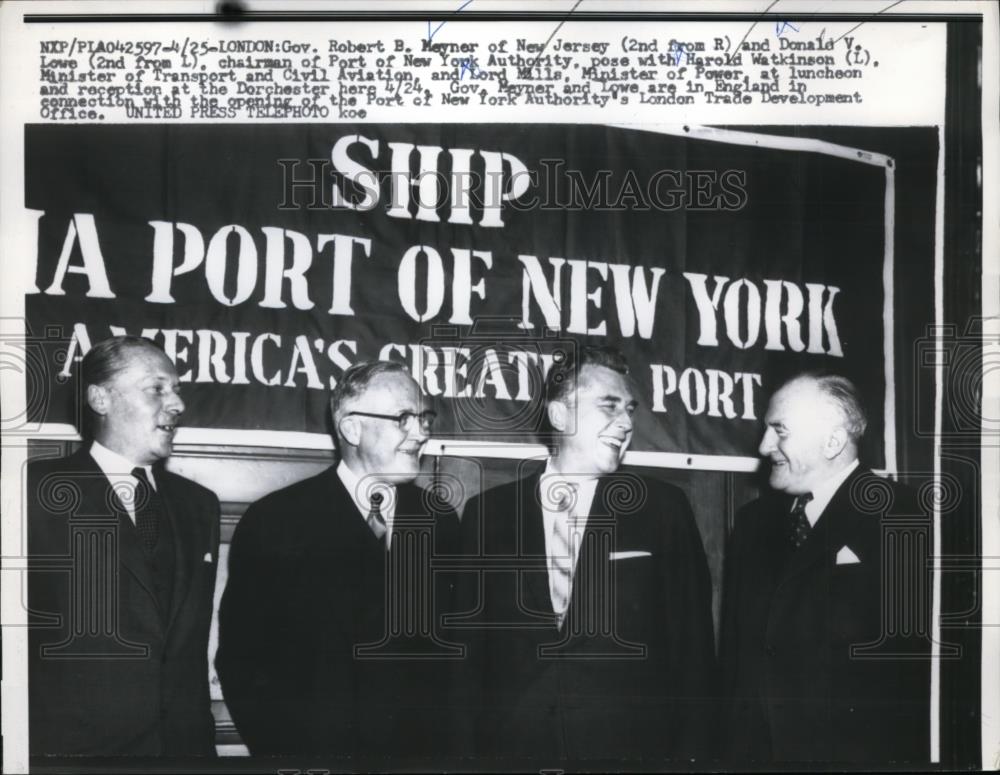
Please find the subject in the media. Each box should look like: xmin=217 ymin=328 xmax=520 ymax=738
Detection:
xmin=26 ymin=336 xmax=931 ymax=766
xmin=27 ymin=336 xmax=220 ymax=757
xmin=215 ymin=360 xmax=461 ymax=763
xmin=456 ymin=345 xmax=716 ymax=767
xmin=718 ymin=373 xmax=930 ymax=764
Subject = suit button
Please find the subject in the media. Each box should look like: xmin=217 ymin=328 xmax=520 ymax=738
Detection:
xmin=766 ymin=645 xmax=777 ymax=657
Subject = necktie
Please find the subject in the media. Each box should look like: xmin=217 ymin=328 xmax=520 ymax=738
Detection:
xmin=550 ymin=485 xmax=578 ymax=627
xmin=788 ymin=492 xmax=814 ymax=549
xmin=367 ymin=491 xmax=387 ymax=543
xmin=131 ymin=467 xmax=161 ymax=555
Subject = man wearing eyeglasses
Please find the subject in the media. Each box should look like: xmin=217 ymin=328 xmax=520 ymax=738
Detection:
xmin=216 ymin=360 xmax=460 ymax=765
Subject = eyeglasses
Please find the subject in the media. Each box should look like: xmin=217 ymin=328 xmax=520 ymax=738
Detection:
xmin=347 ymin=410 xmax=437 ymax=433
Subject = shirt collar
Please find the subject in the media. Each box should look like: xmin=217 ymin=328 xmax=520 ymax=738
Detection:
xmin=336 ymin=460 xmax=396 ymax=526
xmin=804 ymin=458 xmax=859 ymax=526
xmin=90 ymin=440 xmax=156 ymax=490
xmin=540 ymin=459 xmax=599 ymax=518
xmin=542 ymin=458 xmax=599 ymax=484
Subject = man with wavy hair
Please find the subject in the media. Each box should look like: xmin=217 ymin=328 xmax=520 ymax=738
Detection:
xmin=457 ymin=344 xmax=715 ymax=767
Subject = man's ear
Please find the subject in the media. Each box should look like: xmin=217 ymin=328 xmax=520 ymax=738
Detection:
xmin=338 ymin=415 xmax=362 ymax=448
xmin=824 ymin=426 xmax=848 ymax=460
xmin=547 ymin=400 xmax=569 ymax=433
xmin=86 ymin=384 xmax=109 ymax=417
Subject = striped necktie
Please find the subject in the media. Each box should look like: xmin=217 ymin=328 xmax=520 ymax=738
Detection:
xmin=550 ymin=485 xmax=578 ymax=628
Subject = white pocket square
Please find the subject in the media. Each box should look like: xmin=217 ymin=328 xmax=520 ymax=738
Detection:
xmin=836 ymin=546 xmax=861 ymax=565
xmin=203 ymin=552 xmax=214 ymax=563
xmin=609 ymin=550 xmax=652 ymax=560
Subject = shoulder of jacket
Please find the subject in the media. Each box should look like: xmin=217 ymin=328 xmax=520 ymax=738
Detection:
xmin=160 ymin=467 xmax=218 ymax=502
xmin=27 ymin=451 xmax=86 ymax=477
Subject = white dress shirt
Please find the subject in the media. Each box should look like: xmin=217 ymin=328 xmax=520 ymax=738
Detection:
xmin=89 ymin=440 xmax=156 ymax=525
xmin=337 ymin=460 xmax=397 ymax=543
xmin=804 ymin=458 xmax=860 ymax=527
xmin=540 ymin=461 xmax=600 ymax=616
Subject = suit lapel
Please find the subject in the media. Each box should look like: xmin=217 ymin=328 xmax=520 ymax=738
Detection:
xmin=521 ymin=472 xmax=554 ymax=619
xmin=157 ymin=469 xmax=190 ymax=634
xmin=570 ymin=476 xmax=614 ymax=612
xmin=69 ymin=449 xmax=161 ymax=613
xmin=819 ymin=467 xmax=870 ymax=561
xmin=567 ymin=474 xmax=615 ymax=632
xmin=329 ymin=470 xmax=391 ymax=640
xmin=778 ymin=469 xmax=865 ymax=584
xmin=117 ymin=514 xmax=161 ymax=617
xmin=394 ymin=482 xmax=428 ymax=528
xmin=389 ymin=483 xmax=422 ymax=557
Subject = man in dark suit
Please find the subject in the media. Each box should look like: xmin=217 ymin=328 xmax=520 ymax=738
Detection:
xmin=216 ymin=360 xmax=461 ymax=763
xmin=456 ymin=345 xmax=715 ymax=769
xmin=27 ymin=335 xmax=220 ymax=757
xmin=719 ymin=373 xmax=931 ymax=764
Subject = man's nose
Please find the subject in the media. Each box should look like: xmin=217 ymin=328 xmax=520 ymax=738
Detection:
xmin=616 ymin=409 xmax=634 ymax=432
xmin=410 ymin=418 xmax=430 ymax=441
xmin=758 ymin=428 xmax=775 ymax=456
xmin=166 ymin=390 xmax=184 ymax=415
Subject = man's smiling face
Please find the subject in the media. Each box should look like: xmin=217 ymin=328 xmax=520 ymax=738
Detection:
xmin=93 ymin=345 xmax=185 ymax=466
xmin=554 ymin=364 xmax=637 ymax=476
xmin=758 ymin=378 xmax=842 ymax=495
xmin=350 ymin=371 xmax=429 ymax=484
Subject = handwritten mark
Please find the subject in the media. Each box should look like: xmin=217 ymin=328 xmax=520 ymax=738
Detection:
xmin=459 ymin=57 xmax=479 ymax=79
xmin=733 ymin=0 xmax=782 ymax=56
xmin=524 ymin=0 xmax=583 ymax=73
xmin=775 ymin=20 xmax=799 ymax=36
xmin=833 ymin=0 xmax=904 ymax=43
xmin=665 ymin=41 xmax=695 ymax=67
xmin=427 ymin=0 xmax=475 ymax=42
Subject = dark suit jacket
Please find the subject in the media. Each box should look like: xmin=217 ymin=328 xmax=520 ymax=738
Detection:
xmin=27 ymin=447 xmax=220 ymax=757
xmin=456 ymin=465 xmax=715 ymax=768
xmin=215 ymin=466 xmax=461 ymax=763
xmin=718 ymin=467 xmax=931 ymax=764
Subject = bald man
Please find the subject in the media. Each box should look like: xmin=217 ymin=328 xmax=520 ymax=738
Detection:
xmin=718 ymin=373 xmax=930 ymax=765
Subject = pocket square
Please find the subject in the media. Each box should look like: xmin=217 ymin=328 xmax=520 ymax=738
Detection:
xmin=836 ymin=546 xmax=861 ymax=565
xmin=203 ymin=552 xmax=214 ymax=563
xmin=609 ymin=550 xmax=652 ymax=560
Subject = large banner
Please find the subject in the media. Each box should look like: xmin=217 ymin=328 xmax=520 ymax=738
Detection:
xmin=24 ymin=122 xmax=891 ymax=466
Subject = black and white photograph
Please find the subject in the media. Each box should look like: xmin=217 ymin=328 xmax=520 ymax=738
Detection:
xmin=0 ymin=1 xmax=996 ymax=772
